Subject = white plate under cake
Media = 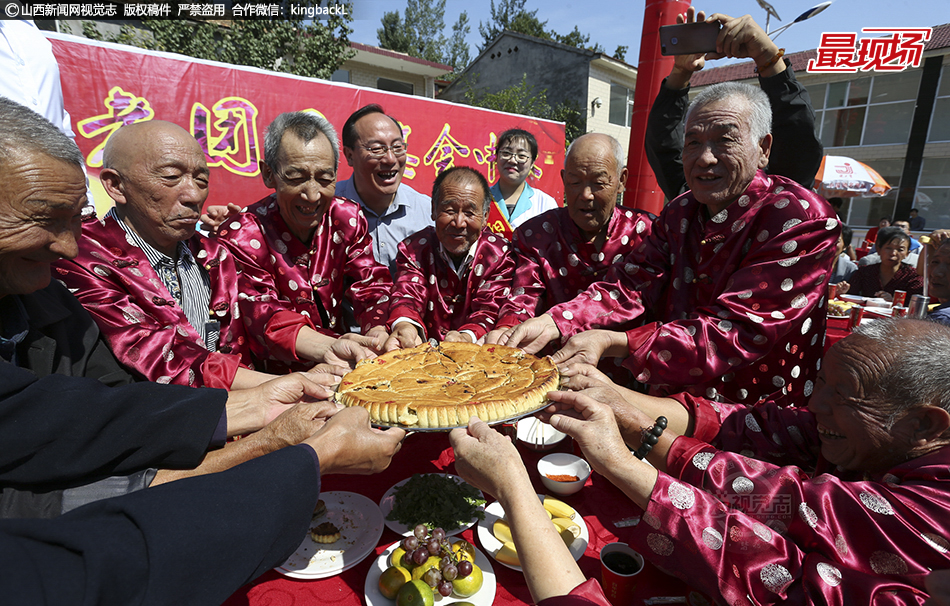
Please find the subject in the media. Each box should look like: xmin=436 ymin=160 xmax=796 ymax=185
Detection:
xmin=336 ymin=342 xmax=559 ymax=429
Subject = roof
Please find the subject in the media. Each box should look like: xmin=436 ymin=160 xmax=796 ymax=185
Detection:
xmin=348 ymin=42 xmax=453 ymax=75
xmin=691 ymin=22 xmax=950 ymax=87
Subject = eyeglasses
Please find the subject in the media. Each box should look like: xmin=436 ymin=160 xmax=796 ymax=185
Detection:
xmin=360 ymin=142 xmax=407 ymax=158
xmin=498 ymin=150 xmax=531 ymax=164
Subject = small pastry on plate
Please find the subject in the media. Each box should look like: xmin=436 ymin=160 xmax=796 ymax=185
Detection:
xmin=310 ymin=521 xmax=341 ymax=544
xmin=312 ymin=499 xmax=327 ymax=518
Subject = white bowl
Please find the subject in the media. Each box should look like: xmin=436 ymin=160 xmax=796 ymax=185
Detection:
xmin=538 ymin=453 xmax=591 ymax=496
xmin=516 ymin=418 xmax=567 ymax=451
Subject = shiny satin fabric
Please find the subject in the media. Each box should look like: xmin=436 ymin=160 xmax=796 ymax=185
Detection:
xmin=549 ymin=172 xmax=840 ymax=405
xmin=632 ymin=392 xmax=949 ymax=604
xmin=387 ymin=226 xmax=515 ymax=341
xmin=215 ymin=195 xmax=392 ymax=372
xmin=54 ymin=214 xmax=249 ymax=389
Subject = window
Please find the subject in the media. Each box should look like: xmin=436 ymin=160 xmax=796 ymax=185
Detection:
xmin=331 ymin=69 xmax=349 ymax=83
xmin=916 ymin=157 xmax=950 ymax=230
xmin=928 ymin=65 xmax=950 ymax=142
xmin=377 ymin=78 xmax=413 ymax=95
xmin=839 ymin=158 xmax=902 ymax=228
xmin=609 ymin=83 xmax=633 ymax=127
xmin=809 ymin=70 xmax=921 ymax=147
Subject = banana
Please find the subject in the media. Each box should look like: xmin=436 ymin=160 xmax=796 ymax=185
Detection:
xmin=492 ymin=518 xmax=513 ymax=544
xmin=552 ymin=517 xmax=581 ymax=543
xmin=542 ymin=496 xmax=576 ymax=520
xmin=495 ymin=541 xmax=520 ymax=567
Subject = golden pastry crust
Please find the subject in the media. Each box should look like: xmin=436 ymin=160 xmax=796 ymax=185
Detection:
xmin=336 ymin=342 xmax=559 ymax=429
xmin=310 ymin=521 xmax=340 ymax=544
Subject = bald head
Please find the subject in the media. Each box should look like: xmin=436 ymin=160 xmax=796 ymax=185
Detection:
xmin=561 ymin=133 xmax=628 ymax=241
xmin=100 ymin=120 xmax=210 ymax=256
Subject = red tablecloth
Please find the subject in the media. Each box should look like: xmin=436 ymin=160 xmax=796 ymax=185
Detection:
xmin=825 ymin=316 xmax=850 ymax=351
xmin=223 ymin=431 xmax=688 ymax=606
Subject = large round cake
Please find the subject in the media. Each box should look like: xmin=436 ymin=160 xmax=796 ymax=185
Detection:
xmin=336 ymin=342 xmax=560 ymax=429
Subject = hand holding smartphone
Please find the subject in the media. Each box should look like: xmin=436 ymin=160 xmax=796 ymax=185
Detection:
xmin=659 ymin=21 xmax=721 ymax=56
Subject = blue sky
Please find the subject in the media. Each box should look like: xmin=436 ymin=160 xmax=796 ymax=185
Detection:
xmin=348 ymin=0 xmax=949 ymax=68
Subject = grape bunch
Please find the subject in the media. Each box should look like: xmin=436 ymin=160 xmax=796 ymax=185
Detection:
xmin=398 ymin=524 xmax=474 ymax=597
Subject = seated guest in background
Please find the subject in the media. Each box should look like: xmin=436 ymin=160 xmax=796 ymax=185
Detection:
xmin=503 ymin=82 xmax=839 ymax=405
xmin=0 ymin=96 xmax=360 ymax=516
xmin=216 ymin=112 xmax=392 ymax=373
xmin=486 ymin=128 xmax=559 ymax=239
xmin=487 ymin=133 xmax=650 ymax=338
xmin=830 ymin=224 xmax=857 ymax=286
xmin=840 ymin=226 xmax=922 ymax=301
xmin=335 ymin=104 xmax=432 ymax=276
xmin=384 ymin=167 xmax=514 ymax=350
xmin=894 ymin=219 xmax=922 ymax=253
xmin=645 ymin=8 xmax=822 ymax=202
xmin=457 ymin=318 xmax=950 ymax=604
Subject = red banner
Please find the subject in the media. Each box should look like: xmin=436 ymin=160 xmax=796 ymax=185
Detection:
xmin=47 ymin=32 xmax=566 ymax=213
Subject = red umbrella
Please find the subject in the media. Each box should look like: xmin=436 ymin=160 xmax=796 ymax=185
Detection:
xmin=814 ymin=155 xmax=892 ymax=198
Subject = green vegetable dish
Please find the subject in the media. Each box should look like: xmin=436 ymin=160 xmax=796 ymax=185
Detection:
xmin=387 ymin=474 xmax=487 ymax=531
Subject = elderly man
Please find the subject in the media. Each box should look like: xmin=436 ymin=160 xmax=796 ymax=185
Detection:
xmin=217 ymin=111 xmax=393 ymax=373
xmin=383 ymin=166 xmax=515 ymax=349
xmin=646 ymin=9 xmax=822 ymax=201
xmin=455 ymin=318 xmax=950 ymax=604
xmin=488 ymin=133 xmax=652 ymax=335
xmin=504 ymin=82 xmax=839 ymax=405
xmin=0 ymin=97 xmax=404 ymax=601
xmin=55 ymin=121 xmax=370 ymax=388
xmin=335 ymin=103 xmax=432 ymax=275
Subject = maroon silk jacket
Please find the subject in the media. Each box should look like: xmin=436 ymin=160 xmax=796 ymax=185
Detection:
xmin=53 ymin=214 xmax=248 ymax=389
xmin=629 ymin=392 xmax=950 ymax=604
xmin=387 ymin=227 xmax=515 ymax=341
xmin=214 ymin=195 xmax=392 ymax=372
xmin=548 ymin=172 xmax=840 ymax=404
xmin=496 ymin=206 xmax=653 ymax=328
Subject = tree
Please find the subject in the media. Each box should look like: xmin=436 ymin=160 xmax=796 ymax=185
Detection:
xmin=478 ymin=0 xmax=548 ymax=51
xmin=613 ymin=45 xmax=628 ymax=62
xmin=377 ymin=11 xmax=413 ymax=55
xmin=79 ymin=2 xmax=355 ymax=80
xmin=552 ymin=26 xmax=603 ymax=53
xmin=377 ymin=0 xmax=470 ymax=76
xmin=463 ymin=75 xmax=585 ymax=147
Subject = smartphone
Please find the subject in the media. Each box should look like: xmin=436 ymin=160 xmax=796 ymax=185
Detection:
xmin=659 ymin=22 xmax=721 ymax=56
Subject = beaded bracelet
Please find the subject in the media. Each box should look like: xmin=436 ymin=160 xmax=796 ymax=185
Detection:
xmin=633 ymin=416 xmax=668 ymax=460
xmin=757 ymin=48 xmax=785 ymax=72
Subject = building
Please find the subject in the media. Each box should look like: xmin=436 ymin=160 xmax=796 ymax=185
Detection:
xmin=330 ymin=42 xmax=452 ymax=99
xmin=688 ymin=23 xmax=950 ymax=232
xmin=439 ymin=30 xmax=638 ymax=155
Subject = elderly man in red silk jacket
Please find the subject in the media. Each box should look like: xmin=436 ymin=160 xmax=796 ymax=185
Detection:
xmin=383 ymin=166 xmax=515 ymax=350
xmin=503 ymin=82 xmax=840 ymax=405
xmin=487 ymin=133 xmax=652 ymax=335
xmin=215 ymin=111 xmax=392 ymax=373
xmin=55 ymin=120 xmax=371 ymax=388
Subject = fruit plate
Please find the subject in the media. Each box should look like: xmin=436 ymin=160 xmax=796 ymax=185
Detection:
xmin=275 ymin=491 xmax=384 ymax=579
xmin=364 ymin=540 xmax=497 ymax=606
xmin=475 ymin=494 xmax=589 ymax=571
xmin=380 ymin=474 xmax=486 ymax=537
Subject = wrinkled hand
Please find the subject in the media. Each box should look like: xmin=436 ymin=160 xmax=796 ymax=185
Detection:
xmin=926 ymin=229 xmax=950 ymax=249
xmin=547 ymin=371 xmax=647 ymax=447
xmin=551 ymin=329 xmax=627 ymax=367
xmin=443 ymin=330 xmax=474 ymax=343
xmin=668 ymin=7 xmax=707 ymax=88
xmin=200 ymin=203 xmax=242 ymax=233
xmin=706 ymin=12 xmax=779 ymax=67
xmin=383 ymin=322 xmax=423 ymax=352
xmin=484 ymin=327 xmax=510 ymax=345
xmin=450 ymin=417 xmax=529 ymax=501
xmin=324 ymin=338 xmax=376 ymax=368
xmin=303 ymin=407 xmax=405 ymax=475
xmin=360 ymin=326 xmax=391 ymax=353
xmin=836 ymin=281 xmax=851 ymax=295
xmin=254 ymin=400 xmax=341 ymax=451
xmin=303 ymin=363 xmax=349 ymax=386
xmin=557 ymin=362 xmax=611 ymax=387
xmin=544 ymin=391 xmax=630 ymax=478
xmin=499 ymin=314 xmax=560 ymax=354
xmin=255 ymin=373 xmax=334 ymax=425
